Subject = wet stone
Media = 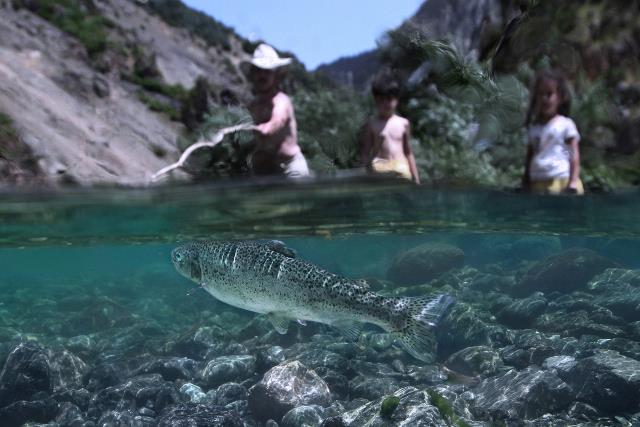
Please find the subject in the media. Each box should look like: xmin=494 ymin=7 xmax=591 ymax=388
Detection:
xmin=513 ymin=248 xmax=619 ymax=297
xmin=199 ymin=355 xmax=256 ymax=388
xmin=248 ymin=361 xmax=332 ymax=422
xmin=281 ymin=404 xmax=325 ymax=427
xmin=87 ymin=374 xmax=180 ymax=416
xmin=256 ymin=346 xmax=286 ymax=373
xmin=135 ymin=356 xmax=198 ymax=381
xmin=533 ymin=310 xmax=625 ymax=339
xmin=0 ymin=397 xmax=59 ymax=427
xmin=560 ymin=349 xmax=640 ymax=413
xmin=444 ymin=346 xmax=504 ymax=377
xmin=495 ymin=293 xmax=548 ymax=329
xmin=157 ymin=403 xmax=244 ymax=427
xmin=179 ymin=382 xmax=206 ymax=403
xmin=55 ymin=402 xmax=85 ymax=426
xmin=52 ymin=387 xmax=91 ymax=411
xmin=349 ymin=375 xmax=410 ymax=401
xmin=589 ymin=269 xmax=640 ymax=322
xmin=342 ymin=386 xmax=447 ymax=426
xmin=49 ymin=349 xmax=89 ymax=392
xmin=214 ymin=382 xmax=248 ymax=406
xmin=0 ymin=342 xmax=53 ymax=407
xmin=469 ymin=366 xmax=574 ymax=421
xmin=171 ymin=326 xmax=227 ymax=360
xmin=387 ymin=243 xmax=465 ymax=286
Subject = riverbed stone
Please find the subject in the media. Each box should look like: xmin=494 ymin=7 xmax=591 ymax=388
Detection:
xmin=157 ymin=403 xmax=244 ymax=426
xmin=560 ymin=349 xmax=640 ymax=413
xmin=470 ymin=366 xmax=574 ymax=421
xmin=444 ymin=346 xmax=504 ymax=377
xmin=341 ymin=386 xmax=447 ymax=426
xmin=248 ymin=361 xmax=332 ymax=422
xmin=387 ymin=243 xmax=465 ymax=285
xmin=513 ymin=248 xmax=619 ymax=297
xmin=199 ymin=355 xmax=256 ymax=388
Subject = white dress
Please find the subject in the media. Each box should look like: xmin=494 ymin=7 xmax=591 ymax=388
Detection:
xmin=528 ymin=115 xmax=580 ymax=181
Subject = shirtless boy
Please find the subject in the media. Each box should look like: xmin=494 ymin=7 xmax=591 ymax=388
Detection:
xmin=246 ymin=44 xmax=309 ymax=178
xmin=360 ymin=75 xmax=420 ymax=184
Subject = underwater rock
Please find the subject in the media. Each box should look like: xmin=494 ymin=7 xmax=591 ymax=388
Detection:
xmin=87 ymin=374 xmax=180 ymax=418
xmin=59 ymin=298 xmax=135 ymax=337
xmin=136 ymin=356 xmax=199 ymax=381
xmin=170 ymin=325 xmax=228 ymax=360
xmin=559 ymin=349 xmax=640 ymax=413
xmin=588 ymin=269 xmax=640 ymax=322
xmin=52 ymin=387 xmax=91 ymax=411
xmin=469 ymin=366 xmax=574 ymax=421
xmin=495 ymin=292 xmax=548 ymax=329
xmin=248 ymin=361 xmax=332 ymax=422
xmin=513 ymin=248 xmax=619 ymax=297
xmin=470 ymin=236 xmax=561 ymax=265
xmin=84 ymin=363 xmax=122 ymax=392
xmin=438 ymin=303 xmax=512 ymax=358
xmin=0 ymin=397 xmax=59 ymax=427
xmin=48 ymin=349 xmax=89 ymax=393
xmin=199 ymin=355 xmax=256 ymax=388
xmin=256 ymin=345 xmax=287 ymax=373
xmin=387 ymin=243 xmax=465 ymax=286
xmin=0 ymin=342 xmax=53 ymax=407
xmin=214 ymin=382 xmax=248 ymax=406
xmin=55 ymin=401 xmax=86 ymax=426
xmin=444 ymin=346 xmax=504 ymax=377
xmin=286 ymin=346 xmax=348 ymax=371
xmin=98 ymin=409 xmax=154 ymax=426
xmin=281 ymin=404 xmax=325 ymax=427
xmin=349 ymin=375 xmax=410 ymax=401
xmin=533 ymin=309 xmax=625 ymax=339
xmin=313 ymin=367 xmax=349 ymax=400
xmin=341 ymin=386 xmax=447 ymax=426
xmin=179 ymin=382 xmax=206 ymax=403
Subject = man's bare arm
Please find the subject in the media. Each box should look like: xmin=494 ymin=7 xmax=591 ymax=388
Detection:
xmin=403 ymin=122 xmax=420 ymax=184
xmin=255 ymin=95 xmax=290 ymax=136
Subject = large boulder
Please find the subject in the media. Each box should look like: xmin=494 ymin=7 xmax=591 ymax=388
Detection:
xmin=558 ymin=350 xmax=640 ymax=413
xmin=588 ymin=269 xmax=640 ymax=321
xmin=444 ymin=346 xmax=504 ymax=377
xmin=248 ymin=361 xmax=331 ymax=422
xmin=0 ymin=343 xmax=53 ymax=407
xmin=512 ymin=248 xmax=619 ymax=297
xmin=341 ymin=386 xmax=448 ymax=426
xmin=199 ymin=355 xmax=256 ymax=388
xmin=387 ymin=243 xmax=465 ymax=286
xmin=469 ymin=366 xmax=574 ymax=421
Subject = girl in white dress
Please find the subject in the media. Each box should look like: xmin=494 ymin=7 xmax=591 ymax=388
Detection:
xmin=523 ymin=70 xmax=583 ymax=195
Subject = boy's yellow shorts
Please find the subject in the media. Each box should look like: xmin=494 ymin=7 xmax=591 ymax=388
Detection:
xmin=371 ymin=158 xmax=412 ymax=180
xmin=530 ymin=178 xmax=585 ymax=195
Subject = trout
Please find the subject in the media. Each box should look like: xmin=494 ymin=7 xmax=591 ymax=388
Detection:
xmin=172 ymin=240 xmax=454 ymax=363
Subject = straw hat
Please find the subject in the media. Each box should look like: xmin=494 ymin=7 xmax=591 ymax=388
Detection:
xmin=249 ymin=43 xmax=292 ymax=70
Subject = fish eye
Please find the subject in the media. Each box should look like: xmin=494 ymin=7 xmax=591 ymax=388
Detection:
xmin=174 ymin=252 xmax=183 ymax=262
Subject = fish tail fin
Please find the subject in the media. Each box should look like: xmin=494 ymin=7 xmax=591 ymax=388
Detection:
xmin=391 ymin=294 xmax=455 ymax=363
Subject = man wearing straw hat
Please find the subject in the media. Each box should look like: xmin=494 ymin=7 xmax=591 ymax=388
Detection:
xmin=246 ymin=43 xmax=310 ymax=178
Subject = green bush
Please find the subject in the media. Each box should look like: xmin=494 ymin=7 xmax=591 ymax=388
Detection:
xmin=21 ymin=0 xmax=112 ymax=57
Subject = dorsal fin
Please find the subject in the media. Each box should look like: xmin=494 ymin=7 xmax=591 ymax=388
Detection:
xmin=266 ymin=240 xmax=297 ymax=258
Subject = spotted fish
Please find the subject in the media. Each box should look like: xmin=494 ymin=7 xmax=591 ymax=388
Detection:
xmin=171 ymin=240 xmax=455 ymax=363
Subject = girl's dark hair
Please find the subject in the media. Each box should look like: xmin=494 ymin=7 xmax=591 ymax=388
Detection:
xmin=371 ymin=73 xmax=401 ymax=98
xmin=525 ymin=69 xmax=572 ymax=125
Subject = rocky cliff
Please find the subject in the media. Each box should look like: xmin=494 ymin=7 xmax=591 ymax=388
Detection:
xmin=0 ymin=0 xmax=252 ymax=187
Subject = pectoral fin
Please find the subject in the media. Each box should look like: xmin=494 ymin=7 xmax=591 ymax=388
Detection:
xmin=332 ymin=320 xmax=363 ymax=341
xmin=267 ymin=312 xmax=291 ymax=334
